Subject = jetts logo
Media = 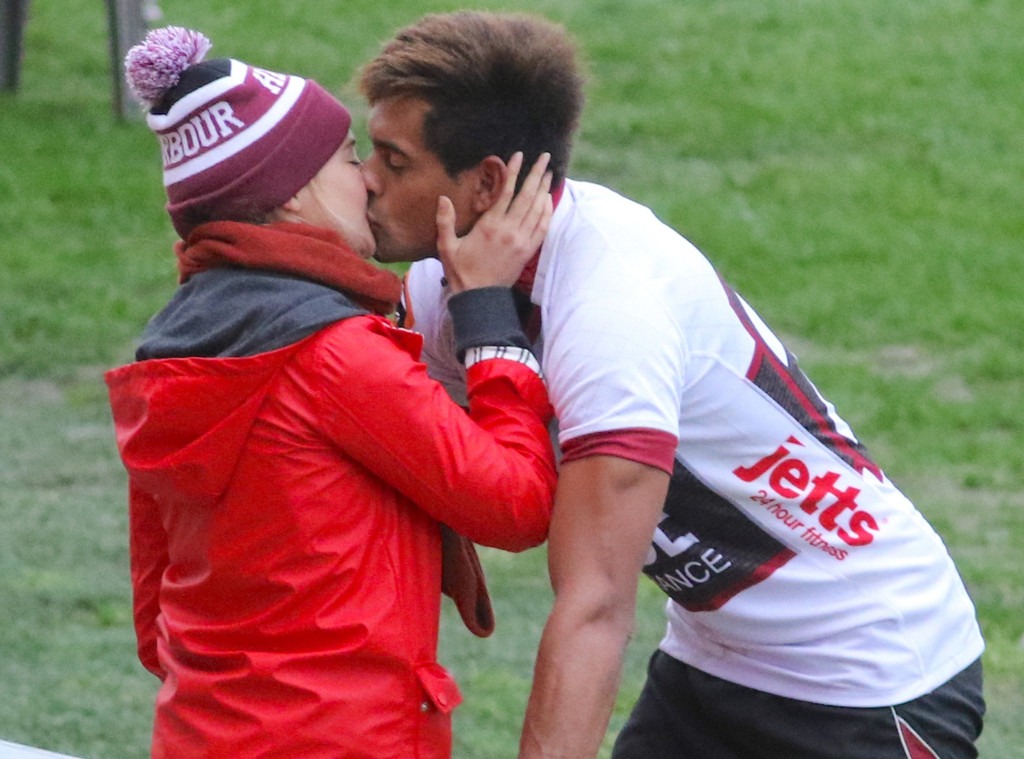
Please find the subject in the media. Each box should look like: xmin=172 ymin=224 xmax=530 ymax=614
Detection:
xmin=733 ymin=435 xmax=879 ymax=552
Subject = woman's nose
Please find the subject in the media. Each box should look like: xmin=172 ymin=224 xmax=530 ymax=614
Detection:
xmin=360 ymin=159 xmax=379 ymax=195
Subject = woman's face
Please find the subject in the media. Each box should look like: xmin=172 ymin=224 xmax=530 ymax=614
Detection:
xmin=294 ymin=132 xmax=376 ymax=258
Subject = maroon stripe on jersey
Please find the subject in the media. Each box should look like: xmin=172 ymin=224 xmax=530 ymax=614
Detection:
xmin=689 ymin=541 xmax=796 ymax=611
xmin=561 ymin=428 xmax=678 ymax=474
xmin=720 ymin=279 xmax=883 ymax=481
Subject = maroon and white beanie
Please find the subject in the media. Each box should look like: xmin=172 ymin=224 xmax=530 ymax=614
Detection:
xmin=125 ymin=27 xmax=351 ymax=239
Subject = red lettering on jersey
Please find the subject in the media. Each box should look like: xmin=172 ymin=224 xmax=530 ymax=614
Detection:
xmin=733 ymin=436 xmax=802 ymax=482
xmin=734 ymin=439 xmax=879 ymax=547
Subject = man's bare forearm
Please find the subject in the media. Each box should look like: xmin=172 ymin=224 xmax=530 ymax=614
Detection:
xmin=517 ymin=455 xmax=669 ymax=758
xmin=518 ymin=591 xmax=634 ymax=758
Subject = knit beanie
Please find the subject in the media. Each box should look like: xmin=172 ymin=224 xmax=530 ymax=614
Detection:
xmin=125 ymin=27 xmax=352 ymax=239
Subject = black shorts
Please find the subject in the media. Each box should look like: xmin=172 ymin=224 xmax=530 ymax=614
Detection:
xmin=612 ymin=650 xmax=984 ymax=759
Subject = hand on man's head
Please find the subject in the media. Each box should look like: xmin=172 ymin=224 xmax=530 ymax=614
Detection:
xmin=437 ymin=152 xmax=553 ymax=293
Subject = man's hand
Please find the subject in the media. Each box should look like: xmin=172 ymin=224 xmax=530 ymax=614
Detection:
xmin=436 ymin=152 xmax=553 ymax=293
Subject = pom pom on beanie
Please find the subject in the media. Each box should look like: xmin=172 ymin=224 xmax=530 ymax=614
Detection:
xmin=125 ymin=27 xmax=352 ymax=239
xmin=125 ymin=26 xmax=213 ymax=105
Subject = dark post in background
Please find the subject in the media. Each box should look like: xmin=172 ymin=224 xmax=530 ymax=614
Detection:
xmin=1 ymin=0 xmax=30 ymax=92
xmin=105 ymin=0 xmax=150 ymax=119
xmin=1 ymin=0 xmax=152 ymax=118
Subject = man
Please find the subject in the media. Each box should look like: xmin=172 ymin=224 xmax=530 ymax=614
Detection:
xmin=357 ymin=11 xmax=986 ymax=758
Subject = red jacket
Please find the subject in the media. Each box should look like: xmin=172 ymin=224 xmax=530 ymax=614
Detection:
xmin=106 ymin=314 xmax=555 ymax=758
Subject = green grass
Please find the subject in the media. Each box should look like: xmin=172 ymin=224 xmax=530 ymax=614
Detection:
xmin=1 ymin=0 xmax=1022 ymax=756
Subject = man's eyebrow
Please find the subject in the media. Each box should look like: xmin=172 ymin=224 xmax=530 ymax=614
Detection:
xmin=371 ymin=138 xmax=410 ymax=158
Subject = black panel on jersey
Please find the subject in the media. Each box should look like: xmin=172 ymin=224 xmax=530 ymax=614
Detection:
xmin=643 ymin=461 xmax=795 ymax=611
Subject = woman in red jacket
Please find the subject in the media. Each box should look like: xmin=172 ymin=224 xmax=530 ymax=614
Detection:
xmin=105 ymin=27 xmax=556 ymax=759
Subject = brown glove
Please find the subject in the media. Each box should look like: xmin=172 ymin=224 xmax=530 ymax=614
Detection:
xmin=440 ymin=524 xmax=495 ymax=638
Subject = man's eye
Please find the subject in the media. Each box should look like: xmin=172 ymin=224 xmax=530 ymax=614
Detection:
xmin=383 ymin=155 xmax=407 ymax=172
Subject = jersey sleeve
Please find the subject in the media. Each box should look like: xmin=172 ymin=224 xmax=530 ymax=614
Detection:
xmin=544 ymin=287 xmax=685 ymax=451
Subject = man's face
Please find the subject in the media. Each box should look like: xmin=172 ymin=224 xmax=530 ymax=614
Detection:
xmin=363 ymin=96 xmax=476 ymax=264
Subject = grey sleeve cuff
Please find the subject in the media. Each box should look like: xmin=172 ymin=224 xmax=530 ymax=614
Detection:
xmin=447 ymin=287 xmax=533 ymax=363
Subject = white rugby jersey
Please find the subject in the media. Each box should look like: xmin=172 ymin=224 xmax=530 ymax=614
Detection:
xmin=404 ymin=179 xmax=983 ymax=707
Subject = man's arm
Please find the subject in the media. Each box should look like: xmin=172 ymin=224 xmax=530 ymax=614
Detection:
xmin=519 ymin=454 xmax=669 ymax=759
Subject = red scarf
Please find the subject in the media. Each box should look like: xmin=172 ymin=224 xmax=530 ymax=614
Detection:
xmin=176 ymin=221 xmax=403 ymax=316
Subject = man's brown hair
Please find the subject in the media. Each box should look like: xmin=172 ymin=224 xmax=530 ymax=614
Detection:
xmin=358 ymin=11 xmax=585 ymax=185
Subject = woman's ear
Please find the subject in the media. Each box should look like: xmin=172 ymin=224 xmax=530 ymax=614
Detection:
xmin=469 ymin=155 xmax=511 ymax=214
xmin=281 ymin=194 xmax=303 ymax=215
xmin=271 ymin=193 xmax=304 ymax=223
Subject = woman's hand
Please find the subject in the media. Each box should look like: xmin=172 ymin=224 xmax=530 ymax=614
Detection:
xmin=436 ymin=152 xmax=553 ymax=293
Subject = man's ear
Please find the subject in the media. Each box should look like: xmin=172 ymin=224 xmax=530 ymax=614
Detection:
xmin=468 ymin=155 xmax=510 ymax=214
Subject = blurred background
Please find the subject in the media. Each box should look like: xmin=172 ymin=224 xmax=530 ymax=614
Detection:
xmin=1 ymin=0 xmax=1021 ymax=756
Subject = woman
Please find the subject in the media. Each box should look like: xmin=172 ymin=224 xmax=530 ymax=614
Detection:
xmin=105 ymin=27 xmax=555 ymax=759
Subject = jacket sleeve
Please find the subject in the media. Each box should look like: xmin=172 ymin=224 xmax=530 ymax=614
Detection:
xmin=309 ymin=318 xmax=556 ymax=551
xmin=127 ymin=478 xmax=168 ymax=679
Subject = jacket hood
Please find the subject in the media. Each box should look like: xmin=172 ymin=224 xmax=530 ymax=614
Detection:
xmin=106 ymin=267 xmax=366 ymax=506
xmin=107 ymin=349 xmax=297 ymax=505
